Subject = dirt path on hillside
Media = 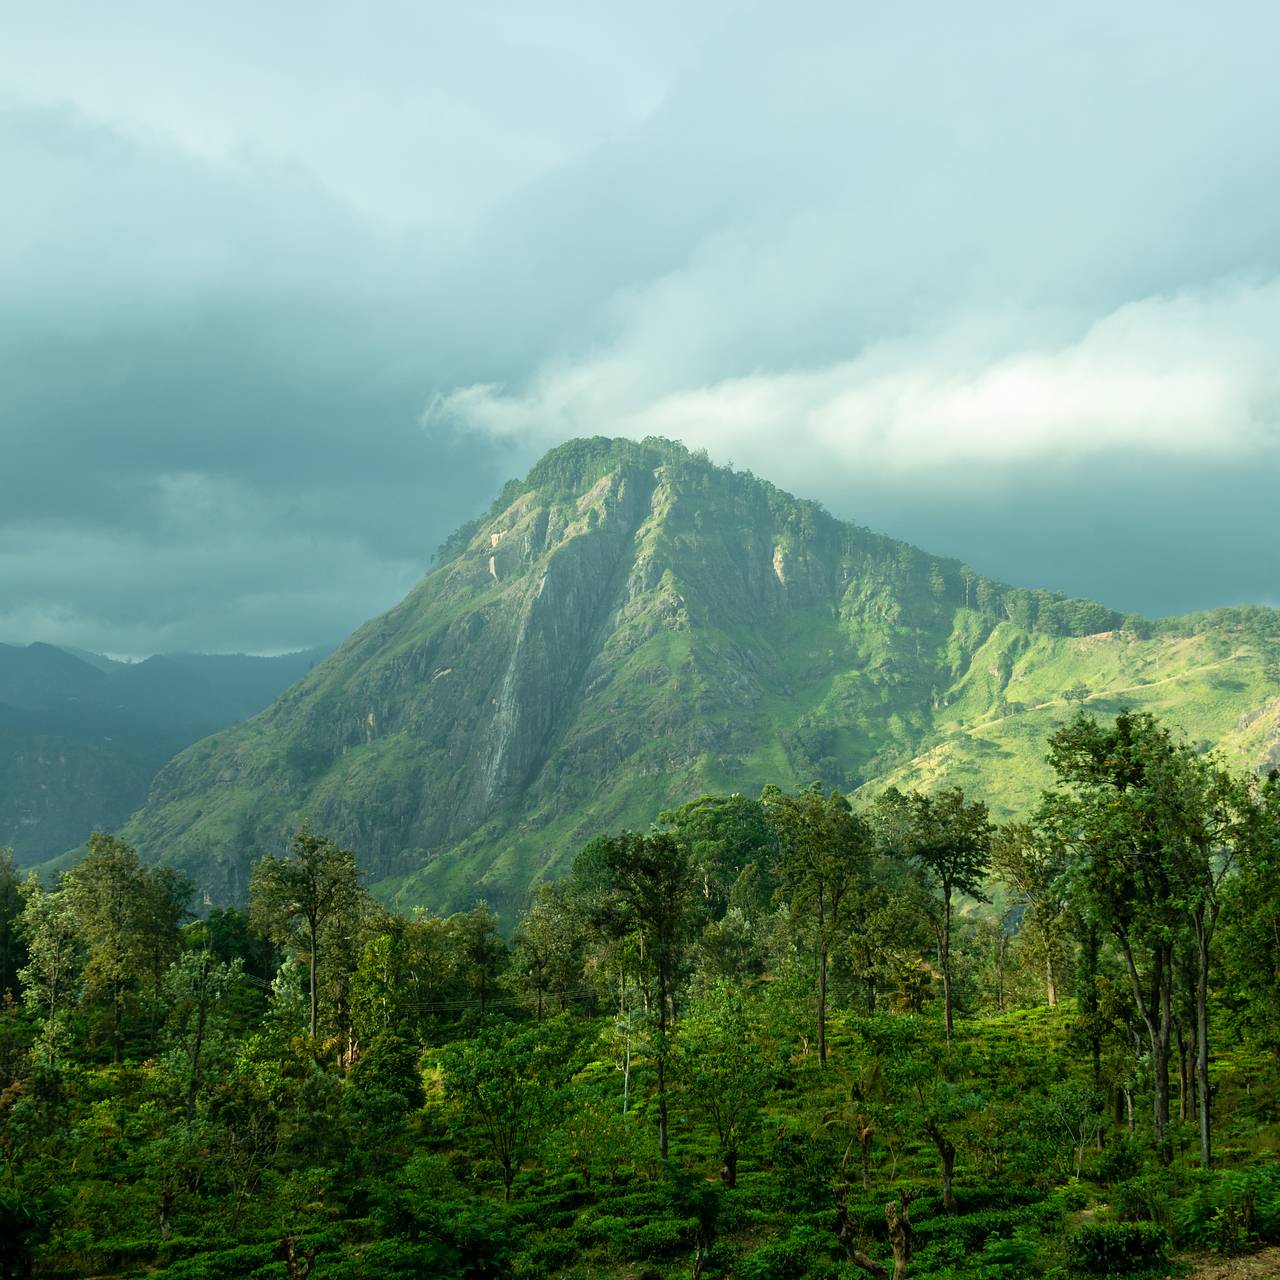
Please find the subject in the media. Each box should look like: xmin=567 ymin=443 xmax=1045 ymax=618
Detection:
xmin=1175 ymin=1247 xmax=1280 ymax=1278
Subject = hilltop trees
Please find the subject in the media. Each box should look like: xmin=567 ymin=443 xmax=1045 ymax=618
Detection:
xmin=5 ymin=706 xmax=1280 ymax=1279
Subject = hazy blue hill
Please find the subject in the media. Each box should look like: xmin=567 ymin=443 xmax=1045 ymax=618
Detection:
xmin=0 ymin=642 xmax=331 ymax=865
xmin=116 ymin=437 xmax=1280 ymax=918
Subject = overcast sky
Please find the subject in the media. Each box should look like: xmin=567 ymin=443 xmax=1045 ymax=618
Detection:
xmin=4 ymin=1 xmax=1278 ymax=655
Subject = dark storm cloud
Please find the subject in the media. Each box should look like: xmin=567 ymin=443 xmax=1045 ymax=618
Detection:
xmin=3 ymin=1 xmax=1279 ymax=654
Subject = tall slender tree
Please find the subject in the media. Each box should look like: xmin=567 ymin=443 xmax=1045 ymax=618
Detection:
xmin=61 ymin=834 xmax=189 ymax=1062
xmin=573 ymin=829 xmax=695 ymax=1158
xmin=992 ymin=821 xmax=1070 ymax=1006
xmin=249 ymin=824 xmax=363 ymax=1040
xmin=1043 ymin=711 xmax=1190 ymax=1162
xmin=875 ymin=788 xmax=991 ymax=1043
xmin=762 ymin=783 xmax=873 ymax=1065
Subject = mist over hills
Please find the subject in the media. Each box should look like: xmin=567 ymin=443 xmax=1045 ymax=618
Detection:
xmin=0 ymin=642 xmax=329 ymax=864
xmin=107 ymin=437 xmax=1280 ymax=919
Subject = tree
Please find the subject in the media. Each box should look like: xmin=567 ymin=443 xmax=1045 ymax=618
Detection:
xmin=875 ymin=788 xmax=992 ymax=1043
xmin=573 ymin=829 xmax=695 ymax=1158
xmin=1218 ymin=770 xmax=1280 ymax=1057
xmin=1043 ymin=711 xmax=1185 ymax=1161
xmin=992 ymin=822 xmax=1070 ymax=1006
xmin=443 ymin=1024 xmax=548 ymax=1202
xmin=658 ymin=792 xmax=778 ymax=918
xmin=673 ymin=983 xmax=772 ymax=1188
xmin=762 ymin=783 xmax=873 ymax=1065
xmin=163 ymin=942 xmax=244 ymax=1122
xmin=1141 ymin=745 xmax=1263 ymax=1166
xmin=1042 ymin=1081 xmax=1105 ymax=1179
xmin=511 ymin=883 xmax=583 ymax=1019
xmin=450 ymin=902 xmax=507 ymax=1016
xmin=0 ymin=851 xmax=27 ymax=1000
xmin=17 ymin=881 xmax=84 ymax=1063
xmin=249 ymin=824 xmax=363 ymax=1040
xmin=59 ymin=834 xmax=188 ymax=1062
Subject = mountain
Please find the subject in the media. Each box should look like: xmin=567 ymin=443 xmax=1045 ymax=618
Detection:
xmin=0 ymin=643 xmax=329 ymax=865
xmin=116 ymin=437 xmax=1280 ymax=916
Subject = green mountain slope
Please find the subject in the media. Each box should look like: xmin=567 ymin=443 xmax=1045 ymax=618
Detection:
xmin=117 ymin=438 xmax=1280 ymax=916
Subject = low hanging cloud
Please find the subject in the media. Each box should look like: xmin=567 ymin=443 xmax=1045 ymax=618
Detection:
xmin=433 ymin=277 xmax=1280 ymax=471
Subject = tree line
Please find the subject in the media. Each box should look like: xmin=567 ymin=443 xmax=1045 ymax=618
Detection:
xmin=1 ymin=708 xmax=1277 ymax=1278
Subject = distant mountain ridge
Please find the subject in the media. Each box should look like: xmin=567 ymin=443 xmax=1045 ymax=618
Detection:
xmin=0 ymin=642 xmax=329 ymax=865
xmin=112 ymin=437 xmax=1280 ymax=918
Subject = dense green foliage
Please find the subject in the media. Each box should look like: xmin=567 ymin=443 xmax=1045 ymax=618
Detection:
xmin=2 ymin=709 xmax=1278 ymax=1278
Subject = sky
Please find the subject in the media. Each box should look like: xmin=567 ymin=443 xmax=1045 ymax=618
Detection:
xmin=4 ymin=1 xmax=1278 ymax=655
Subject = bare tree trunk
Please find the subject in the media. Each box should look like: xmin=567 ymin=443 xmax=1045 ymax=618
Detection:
xmin=940 ymin=1138 xmax=957 ymax=1214
xmin=1194 ymin=907 xmax=1214 ymax=1168
xmin=836 ymin=1169 xmax=891 ymax=1279
xmin=940 ymin=903 xmax=954 ymax=1044
xmin=886 ymin=1193 xmax=915 ymax=1280
xmin=818 ymin=944 xmax=829 ymax=1066
xmin=1046 ymin=953 xmax=1057 ymax=1008
xmin=1176 ymin=1023 xmax=1189 ymax=1123
xmin=926 ymin=1120 xmax=958 ymax=1214
xmin=308 ymin=919 xmax=319 ymax=1040
xmin=277 ymin=1236 xmax=317 ymax=1280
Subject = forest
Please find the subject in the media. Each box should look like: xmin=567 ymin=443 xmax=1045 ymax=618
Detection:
xmin=1 ymin=709 xmax=1278 ymax=1280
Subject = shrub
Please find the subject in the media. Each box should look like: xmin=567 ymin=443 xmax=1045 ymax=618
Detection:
xmin=1087 ymin=1136 xmax=1142 ymax=1186
xmin=1063 ymin=1222 xmax=1168 ymax=1275
xmin=1175 ymin=1165 xmax=1280 ymax=1253
xmin=973 ymin=1234 xmax=1040 ymax=1279
xmin=1112 ymin=1171 xmax=1175 ymax=1227
xmin=736 ymin=1224 xmax=825 ymax=1280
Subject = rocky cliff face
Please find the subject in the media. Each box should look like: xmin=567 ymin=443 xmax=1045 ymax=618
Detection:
xmin=118 ymin=438 xmax=1280 ymax=917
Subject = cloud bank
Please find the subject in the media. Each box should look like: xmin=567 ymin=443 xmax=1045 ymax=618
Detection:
xmin=4 ymin=1 xmax=1279 ymax=652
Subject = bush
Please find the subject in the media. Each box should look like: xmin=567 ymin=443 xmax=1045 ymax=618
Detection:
xmin=736 ymin=1224 xmax=825 ymax=1280
xmin=1063 ymin=1222 xmax=1168 ymax=1275
xmin=1175 ymin=1165 xmax=1280 ymax=1253
xmin=972 ymin=1234 xmax=1040 ymax=1279
xmin=1112 ymin=1171 xmax=1175 ymax=1227
xmin=1088 ymin=1136 xmax=1142 ymax=1186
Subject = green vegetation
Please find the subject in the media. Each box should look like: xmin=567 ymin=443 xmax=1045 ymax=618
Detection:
xmin=3 ymin=708 xmax=1278 ymax=1278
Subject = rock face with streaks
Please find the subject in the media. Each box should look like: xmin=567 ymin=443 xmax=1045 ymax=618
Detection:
xmin=118 ymin=437 xmax=1280 ymax=918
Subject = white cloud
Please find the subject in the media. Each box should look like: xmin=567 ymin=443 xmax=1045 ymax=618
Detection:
xmin=431 ymin=276 xmax=1280 ymax=477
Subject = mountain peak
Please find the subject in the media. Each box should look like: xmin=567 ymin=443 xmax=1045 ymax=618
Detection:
xmin=117 ymin=442 xmax=1280 ymax=918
